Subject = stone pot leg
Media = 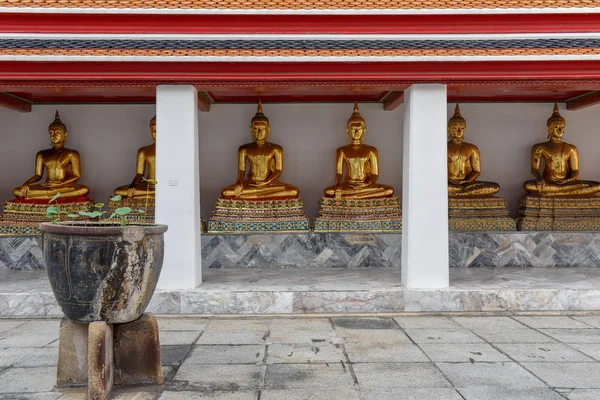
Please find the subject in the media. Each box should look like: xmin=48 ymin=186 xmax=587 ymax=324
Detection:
xmin=88 ymin=322 xmax=114 ymax=400
xmin=57 ymin=318 xmax=89 ymax=386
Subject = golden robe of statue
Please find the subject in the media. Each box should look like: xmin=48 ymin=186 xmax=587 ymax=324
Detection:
xmin=447 ymin=105 xmax=500 ymax=197
xmin=114 ymin=116 xmax=156 ymax=199
xmin=221 ymin=101 xmax=299 ymax=199
xmin=324 ymin=102 xmax=394 ymax=199
xmin=12 ymin=111 xmax=89 ymax=200
xmin=523 ymin=104 xmax=600 ymax=196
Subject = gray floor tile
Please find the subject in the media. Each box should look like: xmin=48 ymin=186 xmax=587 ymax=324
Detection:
xmin=267 ymin=343 xmax=345 ymax=364
xmin=437 ymin=362 xmax=546 ymax=388
xmin=265 ymin=363 xmax=355 ymax=389
xmin=0 ymin=334 xmax=58 ymax=348
xmin=268 ymin=319 xmax=334 ymax=344
xmin=458 ymin=387 xmax=565 ymax=400
xmin=160 ymin=345 xmax=192 ymax=366
xmin=185 ymin=345 xmax=265 ymax=365
xmin=0 ymin=367 xmax=57 ymax=393
xmin=404 ymin=328 xmax=484 ymax=344
xmin=158 ymin=318 xmax=209 ymax=332
xmin=513 ymin=316 xmax=592 ymax=329
xmin=336 ymin=329 xmax=411 ymax=345
xmin=332 ymin=317 xmax=398 ymax=330
xmin=9 ymin=320 xmax=61 ymax=335
xmin=159 ymin=392 xmax=257 ymax=400
xmin=261 ymin=389 xmax=360 ymax=400
xmin=452 ymin=317 xmax=525 ymax=330
xmin=198 ymin=320 xmax=269 ymax=345
xmin=474 ymin=329 xmax=556 ymax=343
xmin=0 ymin=348 xmax=37 ymax=367
xmin=172 ymin=364 xmax=262 ymax=390
xmin=359 ymin=388 xmax=463 ymax=400
xmin=495 ymin=343 xmax=594 ymax=362
xmin=522 ymin=362 xmax=600 ymax=388
xmin=112 ymin=390 xmax=160 ymax=400
xmin=572 ymin=316 xmax=600 ymax=328
xmin=352 ymin=363 xmax=452 ymax=388
xmin=568 ymin=343 xmax=600 ymax=361
xmin=345 ymin=342 xmax=428 ymax=363
xmin=563 ymin=389 xmax=600 ymax=399
xmin=419 ymin=343 xmax=510 ymax=363
xmin=5 ymin=394 xmax=62 ymax=400
xmin=159 ymin=331 xmax=201 ymax=346
xmin=540 ymin=329 xmax=600 ymax=343
xmin=13 ymin=347 xmax=58 ymax=367
xmin=393 ymin=317 xmax=460 ymax=329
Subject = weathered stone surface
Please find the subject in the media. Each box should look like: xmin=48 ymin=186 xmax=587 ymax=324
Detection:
xmin=57 ymin=318 xmax=88 ymax=387
xmin=88 ymin=321 xmax=114 ymax=400
xmin=114 ymin=313 xmax=163 ymax=386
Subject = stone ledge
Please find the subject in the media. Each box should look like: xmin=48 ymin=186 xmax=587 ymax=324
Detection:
xmin=2 ymin=268 xmax=600 ymax=316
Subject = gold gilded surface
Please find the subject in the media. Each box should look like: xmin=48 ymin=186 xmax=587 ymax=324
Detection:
xmin=12 ymin=111 xmax=89 ymax=200
xmin=448 ymin=197 xmax=516 ymax=231
xmin=114 ymin=116 xmax=156 ymax=199
xmin=447 ymin=105 xmax=500 ymax=197
xmin=523 ymin=103 xmax=600 ymax=197
xmin=221 ymin=101 xmax=299 ymax=199
xmin=517 ymin=194 xmax=600 ymax=231
xmin=324 ymin=102 xmax=394 ymax=200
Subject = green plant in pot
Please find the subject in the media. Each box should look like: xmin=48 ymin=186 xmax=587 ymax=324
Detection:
xmin=41 ymin=179 xmax=167 ymax=324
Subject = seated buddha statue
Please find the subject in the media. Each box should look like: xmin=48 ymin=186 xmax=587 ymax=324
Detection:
xmin=324 ymin=102 xmax=394 ymax=200
xmin=447 ymin=104 xmax=500 ymax=197
xmin=221 ymin=101 xmax=299 ymax=199
xmin=12 ymin=111 xmax=89 ymax=200
xmin=523 ymin=103 xmax=600 ymax=197
xmin=114 ymin=116 xmax=156 ymax=199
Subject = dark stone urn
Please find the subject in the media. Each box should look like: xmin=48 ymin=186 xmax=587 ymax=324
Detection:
xmin=41 ymin=223 xmax=168 ymax=324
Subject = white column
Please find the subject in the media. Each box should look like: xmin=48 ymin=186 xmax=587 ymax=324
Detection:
xmin=401 ymin=84 xmax=449 ymax=289
xmin=155 ymin=85 xmax=202 ymax=289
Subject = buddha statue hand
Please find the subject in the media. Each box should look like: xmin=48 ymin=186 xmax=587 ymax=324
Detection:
xmin=17 ymin=185 xmax=29 ymax=197
xmin=127 ymin=187 xmax=136 ymax=198
xmin=234 ymin=183 xmax=243 ymax=197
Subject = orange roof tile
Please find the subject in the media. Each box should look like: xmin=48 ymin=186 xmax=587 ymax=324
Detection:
xmin=0 ymin=0 xmax=598 ymax=9
xmin=1 ymin=48 xmax=598 ymax=56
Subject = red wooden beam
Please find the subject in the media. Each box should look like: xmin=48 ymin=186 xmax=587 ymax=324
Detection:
xmin=1 ymin=12 xmax=600 ymax=34
xmin=0 ymin=92 xmax=31 ymax=112
xmin=566 ymin=91 xmax=600 ymax=111
xmin=1 ymin=61 xmax=600 ymax=83
xmin=198 ymin=91 xmax=211 ymax=112
xmin=383 ymin=91 xmax=404 ymax=111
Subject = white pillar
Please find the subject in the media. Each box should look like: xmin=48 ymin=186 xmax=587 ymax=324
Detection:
xmin=401 ymin=84 xmax=449 ymax=289
xmin=155 ymin=85 xmax=202 ymax=289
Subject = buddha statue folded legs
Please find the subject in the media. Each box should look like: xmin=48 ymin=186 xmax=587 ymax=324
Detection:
xmin=315 ymin=102 xmax=402 ymax=232
xmin=0 ymin=111 xmax=94 ymax=235
xmin=445 ymin=105 xmax=515 ymax=231
xmin=518 ymin=104 xmax=600 ymax=230
xmin=208 ymin=101 xmax=308 ymax=233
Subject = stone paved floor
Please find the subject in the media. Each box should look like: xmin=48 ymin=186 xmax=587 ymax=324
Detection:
xmin=2 ymin=315 xmax=600 ymax=399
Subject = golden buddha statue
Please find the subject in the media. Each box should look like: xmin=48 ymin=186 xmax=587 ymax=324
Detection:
xmin=114 ymin=116 xmax=156 ymax=199
xmin=12 ymin=111 xmax=89 ymax=200
xmin=221 ymin=101 xmax=299 ymax=199
xmin=324 ymin=102 xmax=394 ymax=200
xmin=523 ymin=103 xmax=600 ymax=197
xmin=447 ymin=104 xmax=500 ymax=197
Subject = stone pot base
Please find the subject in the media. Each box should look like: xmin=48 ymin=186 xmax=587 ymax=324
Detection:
xmin=57 ymin=312 xmax=162 ymax=399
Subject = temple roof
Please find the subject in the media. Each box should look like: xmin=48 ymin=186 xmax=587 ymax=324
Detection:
xmin=0 ymin=0 xmax=598 ymax=11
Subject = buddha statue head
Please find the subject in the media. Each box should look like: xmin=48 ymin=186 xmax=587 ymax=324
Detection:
xmin=546 ymin=103 xmax=566 ymax=142
xmin=346 ymin=102 xmax=366 ymax=144
xmin=448 ymin=104 xmax=466 ymax=144
xmin=249 ymin=100 xmax=270 ymax=145
xmin=150 ymin=116 xmax=156 ymax=141
xmin=48 ymin=110 xmax=68 ymax=147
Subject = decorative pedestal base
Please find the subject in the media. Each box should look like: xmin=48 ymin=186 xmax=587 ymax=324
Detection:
xmin=517 ymin=195 xmax=600 ymax=231
xmin=208 ymin=197 xmax=309 ymax=233
xmin=57 ymin=312 xmax=162 ymax=399
xmin=449 ymin=197 xmax=516 ymax=231
xmin=314 ymin=196 xmax=402 ymax=232
xmin=107 ymin=197 xmax=155 ymax=223
xmin=0 ymin=197 xmax=94 ymax=235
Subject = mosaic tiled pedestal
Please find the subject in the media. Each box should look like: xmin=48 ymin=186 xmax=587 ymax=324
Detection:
xmin=6 ymin=231 xmax=600 ymax=270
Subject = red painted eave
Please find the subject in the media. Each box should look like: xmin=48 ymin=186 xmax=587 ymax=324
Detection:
xmin=1 ymin=12 xmax=600 ymax=34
